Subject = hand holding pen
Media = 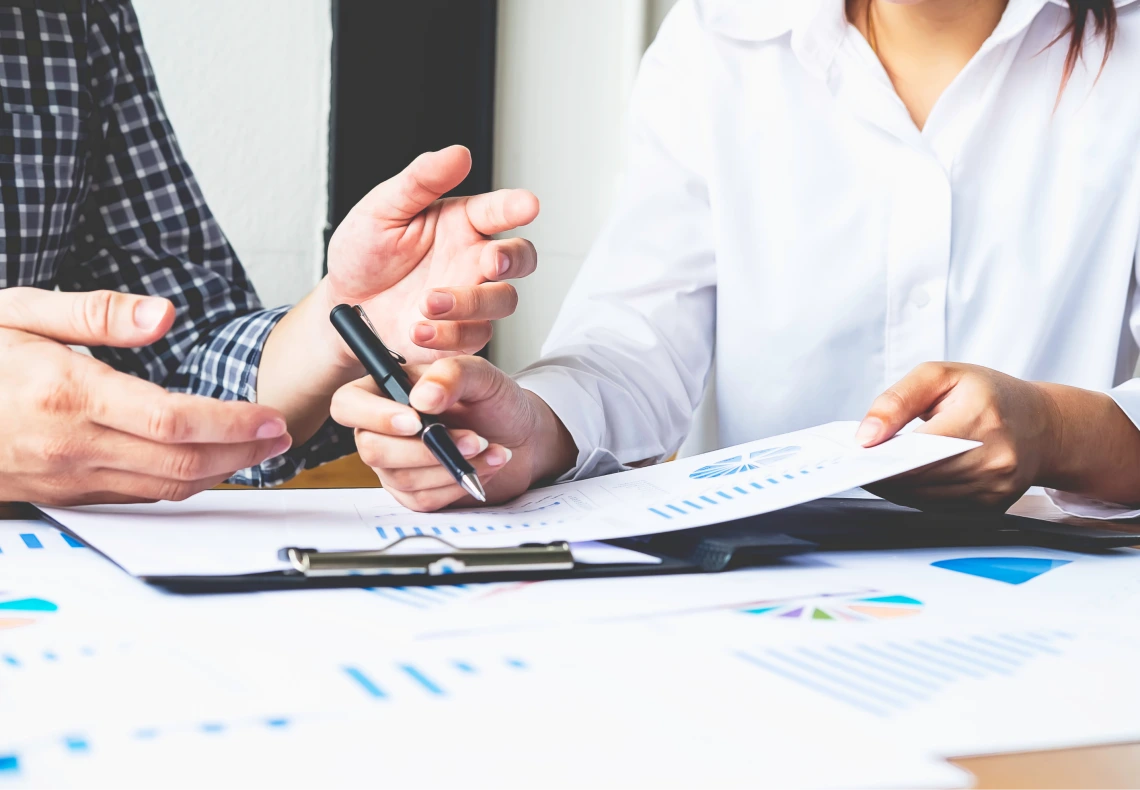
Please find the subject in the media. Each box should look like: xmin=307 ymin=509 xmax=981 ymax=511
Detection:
xmin=330 ymin=312 xmax=575 ymax=513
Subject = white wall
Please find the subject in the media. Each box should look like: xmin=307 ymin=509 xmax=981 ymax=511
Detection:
xmin=132 ymin=0 xmax=332 ymax=309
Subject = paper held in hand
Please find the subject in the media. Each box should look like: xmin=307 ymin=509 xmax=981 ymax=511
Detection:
xmin=38 ymin=421 xmax=978 ymax=578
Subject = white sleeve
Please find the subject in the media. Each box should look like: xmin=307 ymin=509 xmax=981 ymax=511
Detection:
xmin=513 ymin=2 xmax=716 ymax=480
xmin=1046 ymin=226 xmax=1140 ymax=519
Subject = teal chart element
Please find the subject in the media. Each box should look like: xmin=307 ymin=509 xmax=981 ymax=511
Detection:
xmin=688 ymin=446 xmax=801 ymax=479
xmin=931 ymin=557 xmax=1071 ymax=585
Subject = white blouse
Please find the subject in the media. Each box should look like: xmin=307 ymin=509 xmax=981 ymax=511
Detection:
xmin=515 ymin=0 xmax=1140 ymax=514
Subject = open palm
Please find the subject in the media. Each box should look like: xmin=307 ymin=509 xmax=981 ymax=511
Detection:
xmin=325 ymin=146 xmax=539 ymax=365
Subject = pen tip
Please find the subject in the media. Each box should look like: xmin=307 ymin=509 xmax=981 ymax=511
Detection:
xmin=460 ymin=473 xmax=487 ymax=503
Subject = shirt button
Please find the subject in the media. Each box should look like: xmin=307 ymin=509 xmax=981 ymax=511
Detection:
xmin=910 ymin=286 xmax=931 ymax=308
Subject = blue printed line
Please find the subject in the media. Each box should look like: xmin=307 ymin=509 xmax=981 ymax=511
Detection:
xmin=717 ymin=491 xmax=732 ymax=500
xmin=699 ymin=495 xmax=718 ymax=505
xmin=734 ymin=486 xmax=748 ymax=494
xmin=767 ymin=478 xmax=779 ymax=485
xmin=63 ymin=736 xmax=88 ymax=752
xmin=506 ymin=658 xmax=527 ymax=669
xmin=751 ymin=482 xmax=764 ymax=490
xmin=401 ymin=664 xmax=445 ymax=695
xmin=736 ymin=651 xmax=889 ymax=717
xmin=395 ymin=527 xmax=406 ymax=538
xmin=19 ymin=534 xmax=42 ymax=549
xmin=61 ymin=533 xmax=84 ymax=548
xmin=667 ymin=504 xmax=686 ymax=515
xmin=683 ymin=500 xmax=702 ymax=510
xmin=343 ymin=666 xmax=386 ymax=698
xmin=649 ymin=508 xmax=671 ymax=519
xmin=797 ymin=648 xmax=928 ymax=701
xmin=376 ymin=527 xmax=388 ymax=540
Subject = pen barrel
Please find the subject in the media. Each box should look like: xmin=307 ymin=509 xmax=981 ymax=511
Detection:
xmin=421 ymin=422 xmax=476 ymax=478
xmin=330 ymin=304 xmax=411 ymax=405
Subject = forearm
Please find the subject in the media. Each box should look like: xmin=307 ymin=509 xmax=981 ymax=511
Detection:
xmin=257 ymin=279 xmax=362 ymax=446
xmin=1037 ymin=382 xmax=1140 ymax=507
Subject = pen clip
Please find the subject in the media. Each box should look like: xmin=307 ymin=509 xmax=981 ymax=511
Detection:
xmin=353 ymin=304 xmax=406 ymax=365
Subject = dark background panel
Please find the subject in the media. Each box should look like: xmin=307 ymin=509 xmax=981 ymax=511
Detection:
xmin=327 ymin=0 xmax=498 ymax=255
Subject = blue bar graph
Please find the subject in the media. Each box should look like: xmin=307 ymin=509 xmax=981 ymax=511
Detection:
xmin=19 ymin=534 xmax=42 ymax=549
xmin=737 ymin=631 xmax=1065 ymax=717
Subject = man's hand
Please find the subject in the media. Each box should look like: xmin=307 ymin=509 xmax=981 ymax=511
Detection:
xmin=0 ymin=288 xmax=292 ymax=506
xmin=330 ymin=356 xmax=577 ymax=512
xmin=324 ymin=145 xmax=539 ymax=365
xmin=855 ymin=362 xmax=1063 ymax=511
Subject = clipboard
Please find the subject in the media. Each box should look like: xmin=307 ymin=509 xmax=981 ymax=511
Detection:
xmin=135 ymin=498 xmax=1140 ymax=594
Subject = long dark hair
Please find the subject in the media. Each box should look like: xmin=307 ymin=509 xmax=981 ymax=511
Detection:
xmin=1058 ymin=0 xmax=1117 ymax=89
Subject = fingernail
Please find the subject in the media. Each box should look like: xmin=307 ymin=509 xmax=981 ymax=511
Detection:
xmin=486 ymin=446 xmax=512 ymax=467
xmin=256 ymin=419 xmax=287 ymax=439
xmin=391 ymin=413 xmax=422 ymax=436
xmin=411 ymin=382 xmax=445 ymax=411
xmin=413 ymin=323 xmax=436 ymax=343
xmin=425 ymin=291 xmax=455 ymax=316
xmin=855 ymin=418 xmax=883 ymax=446
xmin=457 ymin=434 xmax=489 ymax=456
xmin=269 ymin=435 xmax=292 ymax=458
xmin=497 ymin=253 xmax=510 ymax=277
xmin=133 ymin=298 xmax=168 ymax=330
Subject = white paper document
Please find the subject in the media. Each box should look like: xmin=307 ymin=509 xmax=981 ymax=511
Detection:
xmin=39 ymin=421 xmax=976 ymax=578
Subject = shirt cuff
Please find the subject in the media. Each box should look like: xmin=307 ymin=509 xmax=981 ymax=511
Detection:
xmin=170 ymin=306 xmax=356 ymax=487
xmin=514 ymin=365 xmax=627 ymax=481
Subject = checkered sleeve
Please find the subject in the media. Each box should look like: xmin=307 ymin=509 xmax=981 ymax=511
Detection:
xmin=55 ymin=0 xmax=354 ymax=486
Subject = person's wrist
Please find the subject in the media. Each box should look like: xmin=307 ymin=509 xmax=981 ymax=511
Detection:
xmin=522 ymin=389 xmax=578 ymax=485
xmin=1030 ymin=381 xmax=1068 ymax=488
xmin=312 ymin=277 xmax=366 ymax=380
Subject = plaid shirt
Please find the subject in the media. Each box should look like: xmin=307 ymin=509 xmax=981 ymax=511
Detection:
xmin=0 ymin=0 xmax=352 ymax=485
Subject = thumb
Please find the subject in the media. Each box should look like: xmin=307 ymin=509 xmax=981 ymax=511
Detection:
xmin=0 ymin=287 xmax=175 ymax=347
xmin=855 ymin=363 xmax=958 ymax=447
xmin=357 ymin=145 xmax=472 ymax=223
xmin=408 ymin=356 xmax=510 ymax=414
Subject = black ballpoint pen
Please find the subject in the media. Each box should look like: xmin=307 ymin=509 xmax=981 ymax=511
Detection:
xmin=330 ymin=304 xmax=487 ymax=503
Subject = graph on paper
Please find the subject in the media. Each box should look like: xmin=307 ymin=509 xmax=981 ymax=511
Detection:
xmin=0 ymin=524 xmax=85 ymax=554
xmin=736 ymin=630 xmax=1071 ymax=717
xmin=342 ymin=654 xmax=529 ymax=701
xmin=740 ymin=592 xmax=924 ymax=622
xmin=0 ymin=595 xmax=58 ymax=631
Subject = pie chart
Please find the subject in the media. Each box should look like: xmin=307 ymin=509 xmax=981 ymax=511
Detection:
xmin=0 ymin=596 xmax=58 ymax=630
xmin=741 ymin=592 xmax=923 ymax=622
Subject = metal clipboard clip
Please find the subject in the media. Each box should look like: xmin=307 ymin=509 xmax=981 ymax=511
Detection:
xmin=278 ymin=536 xmax=575 ymax=578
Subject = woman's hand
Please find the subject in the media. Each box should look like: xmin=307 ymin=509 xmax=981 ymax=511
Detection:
xmin=330 ymin=356 xmax=577 ymax=512
xmin=855 ymin=362 xmax=1064 ymax=511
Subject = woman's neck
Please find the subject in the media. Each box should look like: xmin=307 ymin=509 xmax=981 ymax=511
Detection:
xmin=848 ymin=0 xmax=1009 ymax=129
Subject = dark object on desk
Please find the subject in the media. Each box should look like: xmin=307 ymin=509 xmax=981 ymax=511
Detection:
xmin=330 ymin=304 xmax=485 ymax=502
xmin=143 ymin=497 xmax=1140 ymax=594
xmin=617 ymin=497 xmax=1140 ymax=572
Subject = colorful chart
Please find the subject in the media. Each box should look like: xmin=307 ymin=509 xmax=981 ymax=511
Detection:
xmin=689 ymin=446 xmax=802 ymax=479
xmin=740 ymin=592 xmax=924 ymax=622
xmin=931 ymin=557 xmax=1071 ymax=585
xmin=0 ymin=596 xmax=58 ymax=630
